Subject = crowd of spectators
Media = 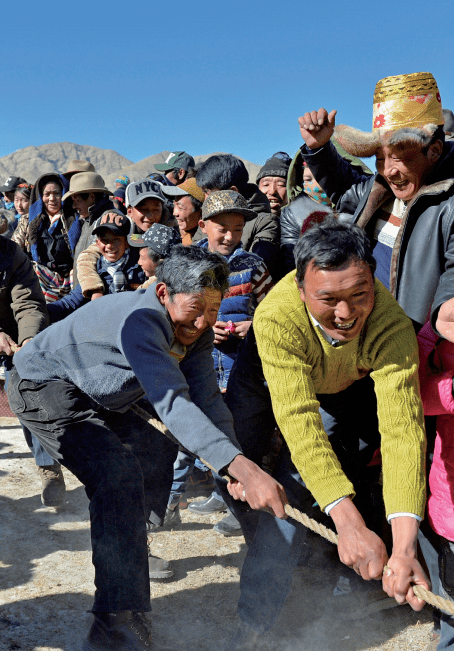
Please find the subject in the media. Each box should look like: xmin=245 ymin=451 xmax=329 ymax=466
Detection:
xmin=3 ymin=71 xmax=454 ymax=651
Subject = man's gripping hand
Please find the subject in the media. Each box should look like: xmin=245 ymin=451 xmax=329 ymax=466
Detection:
xmin=330 ymin=498 xmax=388 ymax=580
xmin=226 ymin=454 xmax=288 ymax=519
xmin=298 ymin=108 xmax=337 ymax=150
xmin=0 ymin=333 xmax=19 ymax=356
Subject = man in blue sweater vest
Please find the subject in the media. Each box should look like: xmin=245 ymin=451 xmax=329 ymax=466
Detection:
xmin=8 ymin=245 xmax=287 ymax=651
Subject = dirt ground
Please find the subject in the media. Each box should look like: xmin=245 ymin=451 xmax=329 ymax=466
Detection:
xmin=0 ymin=419 xmax=436 ymax=651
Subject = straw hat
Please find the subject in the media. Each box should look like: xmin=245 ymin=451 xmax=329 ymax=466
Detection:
xmin=62 ymin=172 xmax=110 ymax=201
xmin=334 ymin=72 xmax=445 ymax=157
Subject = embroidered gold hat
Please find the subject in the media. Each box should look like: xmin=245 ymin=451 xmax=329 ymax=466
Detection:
xmin=334 ymin=72 xmax=445 ymax=157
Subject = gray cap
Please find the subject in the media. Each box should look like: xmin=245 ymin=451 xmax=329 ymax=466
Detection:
xmin=125 ymin=179 xmax=165 ymax=208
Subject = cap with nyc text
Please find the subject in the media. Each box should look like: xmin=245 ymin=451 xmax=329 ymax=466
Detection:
xmin=92 ymin=210 xmax=131 ymax=237
xmin=125 ymin=179 xmax=166 ymax=208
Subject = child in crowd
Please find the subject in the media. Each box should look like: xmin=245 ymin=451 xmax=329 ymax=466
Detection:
xmin=417 ymin=322 xmax=454 ymax=650
xmin=127 ymin=223 xmax=181 ymax=279
xmin=76 ymin=178 xmax=175 ymax=299
xmin=197 ymin=189 xmax=273 ymax=388
xmin=47 ymin=210 xmax=144 ymax=323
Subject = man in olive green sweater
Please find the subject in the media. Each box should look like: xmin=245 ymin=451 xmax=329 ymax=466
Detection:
xmin=221 ymin=217 xmax=430 ymax=651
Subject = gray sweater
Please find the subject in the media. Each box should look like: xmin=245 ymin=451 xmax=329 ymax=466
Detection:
xmin=14 ymin=283 xmax=242 ymax=472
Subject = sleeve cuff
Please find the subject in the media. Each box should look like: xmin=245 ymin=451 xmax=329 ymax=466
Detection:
xmin=325 ymin=495 xmax=348 ymax=515
xmin=387 ymin=512 xmax=422 ymax=523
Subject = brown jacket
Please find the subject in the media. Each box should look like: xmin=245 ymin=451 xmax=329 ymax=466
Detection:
xmin=0 ymin=238 xmax=49 ymax=345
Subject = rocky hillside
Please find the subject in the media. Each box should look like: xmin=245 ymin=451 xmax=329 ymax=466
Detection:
xmin=0 ymin=143 xmax=262 ymax=191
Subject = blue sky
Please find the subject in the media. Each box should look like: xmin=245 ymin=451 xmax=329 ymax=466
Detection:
xmin=2 ymin=0 xmax=453 ymax=168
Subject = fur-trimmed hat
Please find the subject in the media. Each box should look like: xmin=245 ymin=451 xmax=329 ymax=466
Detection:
xmin=333 ymin=72 xmax=444 ymax=157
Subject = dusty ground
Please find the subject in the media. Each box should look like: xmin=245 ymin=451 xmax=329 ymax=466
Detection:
xmin=0 ymin=419 xmax=435 ymax=651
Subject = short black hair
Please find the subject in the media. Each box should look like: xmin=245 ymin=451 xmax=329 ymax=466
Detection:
xmin=196 ymin=154 xmax=249 ymax=194
xmin=294 ymin=217 xmax=376 ymax=287
xmin=155 ymin=244 xmax=229 ymax=296
xmin=146 ymin=248 xmax=163 ymax=265
xmin=188 ymin=195 xmax=203 ymax=212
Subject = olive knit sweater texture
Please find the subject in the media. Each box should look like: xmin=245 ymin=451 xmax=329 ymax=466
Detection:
xmin=254 ymin=271 xmax=426 ymax=517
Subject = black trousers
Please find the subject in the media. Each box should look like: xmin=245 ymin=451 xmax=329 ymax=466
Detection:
xmin=7 ymin=368 xmax=178 ymax=612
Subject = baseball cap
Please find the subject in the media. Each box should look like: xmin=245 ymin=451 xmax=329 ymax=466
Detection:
xmin=161 ymin=177 xmax=205 ymax=203
xmin=0 ymin=176 xmax=28 ymax=192
xmin=127 ymin=223 xmax=181 ymax=256
xmin=201 ymin=190 xmax=256 ymax=222
xmin=155 ymin=151 xmax=195 ymax=173
xmin=92 ymin=210 xmax=131 ymax=237
xmin=125 ymin=179 xmax=166 ymax=208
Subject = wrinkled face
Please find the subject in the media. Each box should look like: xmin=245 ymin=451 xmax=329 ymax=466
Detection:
xmin=258 ymin=176 xmax=288 ymax=214
xmin=298 ymin=259 xmax=375 ymax=342
xmin=173 ymin=195 xmax=200 ymax=232
xmin=156 ymin=284 xmax=222 ymax=346
xmin=95 ymin=228 xmax=128 ymax=263
xmin=14 ymin=192 xmax=30 ymax=215
xmin=42 ymin=182 xmax=62 ymax=217
xmin=127 ymin=198 xmax=163 ymax=232
xmin=375 ymin=143 xmax=438 ymax=202
xmin=72 ymin=192 xmax=96 ymax=218
xmin=199 ymin=213 xmax=244 ymax=256
xmin=138 ymin=247 xmax=159 ymax=277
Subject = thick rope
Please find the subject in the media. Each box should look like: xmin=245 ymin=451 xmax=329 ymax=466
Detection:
xmin=132 ymin=404 xmax=454 ymax=617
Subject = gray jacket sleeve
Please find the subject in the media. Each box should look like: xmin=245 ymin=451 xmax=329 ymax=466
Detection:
xmin=121 ymin=308 xmax=242 ymax=472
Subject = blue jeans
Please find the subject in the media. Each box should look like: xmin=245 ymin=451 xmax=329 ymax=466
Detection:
xmin=218 ymin=332 xmax=381 ymax=633
xmin=419 ymin=525 xmax=454 ymax=650
xmin=7 ymin=367 xmax=178 ymax=612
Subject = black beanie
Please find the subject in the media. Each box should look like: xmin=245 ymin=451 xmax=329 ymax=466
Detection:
xmin=256 ymin=151 xmax=292 ymax=183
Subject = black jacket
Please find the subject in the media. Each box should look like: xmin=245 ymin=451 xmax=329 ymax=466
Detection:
xmin=301 ymin=141 xmax=454 ymax=331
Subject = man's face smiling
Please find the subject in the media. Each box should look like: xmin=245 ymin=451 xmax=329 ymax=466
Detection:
xmin=258 ymin=176 xmax=288 ymax=214
xmin=375 ymin=141 xmax=441 ymax=202
xmin=298 ymin=259 xmax=375 ymax=342
xmin=156 ymin=284 xmax=222 ymax=346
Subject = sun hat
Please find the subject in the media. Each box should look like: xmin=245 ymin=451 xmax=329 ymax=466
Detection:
xmin=155 ymin=151 xmax=195 ymax=172
xmin=127 ymin=223 xmax=181 ymax=256
xmin=62 ymin=172 xmax=110 ymax=201
xmin=125 ymin=179 xmax=166 ymax=208
xmin=161 ymin=177 xmax=205 ymax=203
xmin=62 ymin=159 xmax=95 ymax=178
xmin=92 ymin=210 xmax=131 ymax=237
xmin=201 ymin=190 xmax=257 ymax=222
xmin=333 ymin=72 xmax=445 ymax=157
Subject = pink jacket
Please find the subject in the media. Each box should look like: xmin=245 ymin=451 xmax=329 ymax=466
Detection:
xmin=418 ymin=322 xmax=454 ymax=541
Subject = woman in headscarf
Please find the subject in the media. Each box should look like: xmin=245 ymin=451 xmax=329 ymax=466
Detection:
xmin=18 ymin=173 xmax=80 ymax=302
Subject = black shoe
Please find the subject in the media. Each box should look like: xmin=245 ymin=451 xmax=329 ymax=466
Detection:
xmin=213 ymin=513 xmax=242 ymax=536
xmin=188 ymin=495 xmax=227 ymax=514
xmin=82 ymin=611 xmax=155 ymax=651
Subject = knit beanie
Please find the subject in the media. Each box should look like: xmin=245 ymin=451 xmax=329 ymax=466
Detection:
xmin=256 ymin=152 xmax=292 ymax=183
